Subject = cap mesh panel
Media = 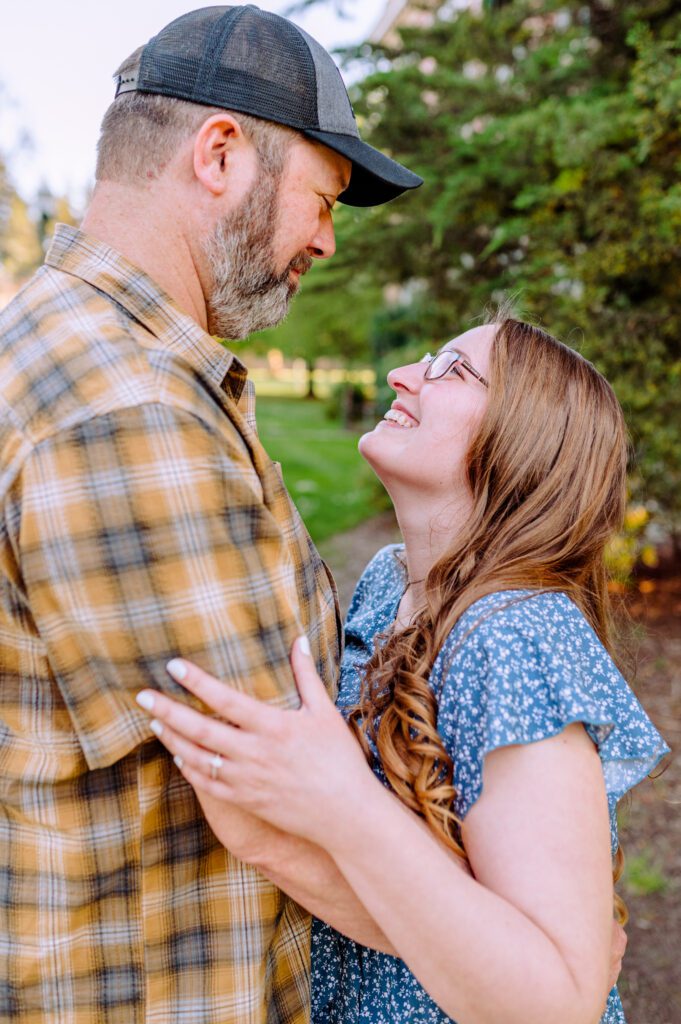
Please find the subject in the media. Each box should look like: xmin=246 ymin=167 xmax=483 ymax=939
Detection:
xmin=138 ymin=6 xmax=318 ymax=129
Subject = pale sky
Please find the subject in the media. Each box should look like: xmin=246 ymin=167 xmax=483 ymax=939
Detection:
xmin=1 ymin=0 xmax=385 ymax=209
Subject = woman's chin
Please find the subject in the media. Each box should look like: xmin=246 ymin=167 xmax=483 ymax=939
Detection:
xmin=358 ymin=429 xmax=392 ymax=484
xmin=359 ymin=419 xmax=409 ymax=457
xmin=358 ymin=424 xmax=382 ymax=460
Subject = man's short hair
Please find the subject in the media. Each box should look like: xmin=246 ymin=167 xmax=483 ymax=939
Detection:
xmin=96 ymin=47 xmax=297 ymax=184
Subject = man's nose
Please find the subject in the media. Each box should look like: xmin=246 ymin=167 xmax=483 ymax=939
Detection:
xmin=308 ymin=212 xmax=336 ymax=260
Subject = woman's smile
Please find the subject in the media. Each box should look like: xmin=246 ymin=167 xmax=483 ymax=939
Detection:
xmin=359 ymin=325 xmax=494 ymax=506
xmin=383 ymin=407 xmax=418 ymax=428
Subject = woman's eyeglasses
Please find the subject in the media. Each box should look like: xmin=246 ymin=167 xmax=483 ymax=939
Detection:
xmin=420 ymin=349 xmax=489 ymax=388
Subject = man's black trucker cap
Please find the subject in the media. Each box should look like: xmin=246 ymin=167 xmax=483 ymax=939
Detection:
xmin=114 ymin=4 xmax=423 ymax=207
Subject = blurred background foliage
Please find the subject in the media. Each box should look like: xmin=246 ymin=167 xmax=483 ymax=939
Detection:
xmin=0 ymin=137 xmax=77 ymax=298
xmin=256 ymin=0 xmax=681 ymax=549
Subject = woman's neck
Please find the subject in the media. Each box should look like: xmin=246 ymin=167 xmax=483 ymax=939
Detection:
xmin=392 ymin=489 xmax=473 ymax=608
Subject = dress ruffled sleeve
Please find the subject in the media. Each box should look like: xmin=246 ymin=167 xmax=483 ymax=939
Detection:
xmin=432 ymin=592 xmax=669 ymax=832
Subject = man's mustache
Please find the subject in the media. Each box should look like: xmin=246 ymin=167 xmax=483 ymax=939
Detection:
xmin=288 ymin=253 xmax=313 ymax=277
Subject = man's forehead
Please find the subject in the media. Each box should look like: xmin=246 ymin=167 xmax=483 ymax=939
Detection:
xmin=295 ymin=137 xmax=351 ymax=191
xmin=336 ymin=159 xmax=352 ymax=193
xmin=320 ymin=148 xmax=352 ymax=193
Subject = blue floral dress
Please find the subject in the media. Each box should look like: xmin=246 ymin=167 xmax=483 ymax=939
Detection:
xmin=311 ymin=545 xmax=669 ymax=1024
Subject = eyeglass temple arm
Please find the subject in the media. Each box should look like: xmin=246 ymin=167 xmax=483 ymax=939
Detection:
xmin=460 ymin=360 xmax=489 ymax=387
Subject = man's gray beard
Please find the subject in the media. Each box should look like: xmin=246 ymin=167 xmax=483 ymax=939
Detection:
xmin=203 ymin=172 xmax=302 ymax=340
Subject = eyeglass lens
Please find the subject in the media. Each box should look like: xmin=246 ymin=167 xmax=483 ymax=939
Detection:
xmin=425 ymin=351 xmax=463 ymax=378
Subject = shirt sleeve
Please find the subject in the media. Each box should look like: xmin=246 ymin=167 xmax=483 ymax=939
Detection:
xmin=12 ymin=402 xmax=307 ymax=770
xmin=434 ymin=593 xmax=669 ymax=826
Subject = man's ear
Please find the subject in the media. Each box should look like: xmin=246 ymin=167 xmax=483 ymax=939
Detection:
xmin=193 ymin=113 xmax=256 ymax=197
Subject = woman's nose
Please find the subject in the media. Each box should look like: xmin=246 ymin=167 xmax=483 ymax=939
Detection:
xmin=387 ymin=361 xmax=424 ymax=393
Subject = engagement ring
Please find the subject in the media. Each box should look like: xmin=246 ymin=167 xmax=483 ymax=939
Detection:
xmin=209 ymin=753 xmax=223 ymax=780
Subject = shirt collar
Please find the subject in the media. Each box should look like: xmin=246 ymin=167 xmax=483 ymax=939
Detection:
xmin=44 ymin=223 xmax=249 ymax=403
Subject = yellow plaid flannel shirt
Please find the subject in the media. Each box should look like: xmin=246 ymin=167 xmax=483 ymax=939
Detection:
xmin=0 ymin=224 xmax=342 ymax=1023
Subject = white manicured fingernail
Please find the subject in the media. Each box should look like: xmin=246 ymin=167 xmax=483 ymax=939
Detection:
xmin=174 ymin=755 xmax=184 ymax=770
xmin=149 ymin=719 xmax=163 ymax=737
xmin=297 ymin=635 xmax=311 ymax=656
xmin=136 ymin=691 xmax=155 ymax=712
xmin=167 ymin=659 xmax=187 ymax=681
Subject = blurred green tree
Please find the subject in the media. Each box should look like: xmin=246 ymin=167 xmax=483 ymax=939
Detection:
xmin=250 ymin=253 xmax=383 ymax=396
xmin=1 ymin=182 xmax=79 ymax=286
xmin=1 ymin=86 xmax=39 ymax=284
xmin=1 ymin=83 xmax=77 ymax=291
xmin=317 ymin=0 xmax=681 ymax=539
xmin=1 ymin=191 xmax=43 ymax=280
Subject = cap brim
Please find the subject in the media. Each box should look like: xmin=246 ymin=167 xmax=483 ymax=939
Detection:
xmin=303 ymin=130 xmax=423 ymax=207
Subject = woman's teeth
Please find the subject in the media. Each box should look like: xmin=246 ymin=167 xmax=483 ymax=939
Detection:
xmin=384 ymin=409 xmax=415 ymax=428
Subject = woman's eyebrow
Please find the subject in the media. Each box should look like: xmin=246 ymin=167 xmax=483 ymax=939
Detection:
xmin=436 ymin=345 xmax=472 ymax=362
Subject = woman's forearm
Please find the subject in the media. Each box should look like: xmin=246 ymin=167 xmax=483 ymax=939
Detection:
xmin=329 ymin=782 xmax=609 ymax=1024
xmin=246 ymin=829 xmax=396 ymax=953
xmin=241 ymin=797 xmax=472 ymax=957
xmin=243 ymin=799 xmax=471 ymax=955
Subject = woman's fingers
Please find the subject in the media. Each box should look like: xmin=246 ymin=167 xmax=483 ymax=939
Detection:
xmin=164 ymin=658 xmax=275 ymax=730
xmin=290 ymin=636 xmax=333 ymax=710
xmin=151 ymin=719 xmax=212 ymax=775
xmin=136 ymin=688 xmax=253 ymax=759
xmin=159 ymin=724 xmax=236 ymax=802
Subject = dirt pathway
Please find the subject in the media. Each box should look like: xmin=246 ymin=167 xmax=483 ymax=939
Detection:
xmin=320 ymin=513 xmax=680 ymax=1024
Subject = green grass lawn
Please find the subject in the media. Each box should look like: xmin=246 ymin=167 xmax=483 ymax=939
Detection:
xmin=255 ymin=396 xmax=387 ymax=542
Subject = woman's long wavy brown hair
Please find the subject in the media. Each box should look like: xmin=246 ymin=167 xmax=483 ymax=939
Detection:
xmin=349 ymin=317 xmax=630 ymax=923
